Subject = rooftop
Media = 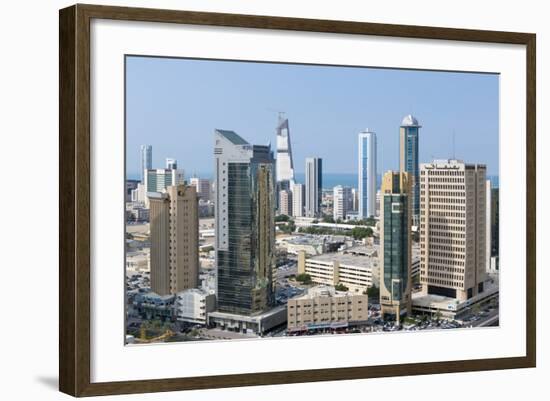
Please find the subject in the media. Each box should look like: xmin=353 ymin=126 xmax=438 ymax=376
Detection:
xmin=293 ymin=285 xmax=361 ymax=300
xmin=215 ymin=129 xmax=249 ymax=145
xmin=401 ymin=114 xmax=421 ymax=127
xmin=307 ymin=252 xmax=375 ymax=268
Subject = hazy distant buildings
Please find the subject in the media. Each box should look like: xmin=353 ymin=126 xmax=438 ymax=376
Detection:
xmin=291 ymin=183 xmax=305 ymax=218
xmin=149 ymin=185 xmax=199 ymax=296
xmin=144 ymin=168 xmax=185 ymax=194
xmin=165 ymin=158 xmax=178 ymax=170
xmin=190 ymin=177 xmax=211 ymax=201
xmin=380 ymin=171 xmax=412 ymax=323
xmin=399 ymin=115 xmax=421 ymax=227
xmin=279 ymin=189 xmax=293 ymax=216
xmin=214 ymin=129 xmax=276 ymax=315
xmin=358 ymin=129 xmax=377 ymax=219
xmin=419 ymin=160 xmax=487 ymax=301
xmin=140 ymin=145 xmax=152 ymax=183
xmin=305 ymin=157 xmax=322 ymax=217
xmin=333 ymin=185 xmax=353 ymax=221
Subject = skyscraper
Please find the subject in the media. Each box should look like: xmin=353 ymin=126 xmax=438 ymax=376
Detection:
xmin=144 ymin=168 xmax=185 ymax=194
xmin=166 ymin=158 xmax=177 ymax=170
xmin=291 ymin=183 xmax=305 ymax=218
xmin=419 ymin=160 xmax=487 ymax=301
xmin=149 ymin=185 xmax=199 ymax=296
xmin=214 ymin=129 xmax=276 ymax=315
xmin=190 ymin=177 xmax=211 ymax=201
xmin=140 ymin=144 xmax=152 ymax=183
xmin=380 ymin=171 xmax=412 ymax=323
xmin=279 ymin=189 xmax=293 ymax=217
xmin=305 ymin=157 xmax=322 ymax=218
xmin=276 ymin=116 xmax=295 ymax=183
xmin=333 ymin=185 xmax=353 ymax=221
xmin=399 ymin=115 xmax=421 ymax=227
xmin=358 ymin=129 xmax=377 ymax=219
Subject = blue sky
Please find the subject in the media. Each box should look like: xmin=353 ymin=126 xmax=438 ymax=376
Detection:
xmin=126 ymin=56 xmax=499 ymax=178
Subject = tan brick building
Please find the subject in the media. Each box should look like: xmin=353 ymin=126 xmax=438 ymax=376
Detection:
xmin=149 ymin=185 xmax=199 ymax=296
xmin=419 ymin=160 xmax=487 ymax=302
xmin=287 ymin=286 xmax=368 ymax=330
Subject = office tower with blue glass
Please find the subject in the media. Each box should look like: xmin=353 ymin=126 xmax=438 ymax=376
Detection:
xmin=305 ymin=157 xmax=323 ymax=217
xmin=140 ymin=144 xmax=152 ymax=183
xmin=358 ymin=129 xmax=377 ymax=219
xmin=214 ymin=129 xmax=276 ymax=315
xmin=380 ymin=171 xmax=412 ymax=324
xmin=399 ymin=115 xmax=421 ymax=227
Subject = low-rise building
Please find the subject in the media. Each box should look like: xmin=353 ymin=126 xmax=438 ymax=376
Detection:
xmin=299 ymin=249 xmax=379 ymax=292
xmin=208 ymin=306 xmax=288 ymax=335
xmin=287 ymin=285 xmax=368 ymax=331
xmin=175 ymin=288 xmax=216 ymax=325
xmin=126 ymin=250 xmax=150 ymax=272
xmin=133 ymin=292 xmax=175 ymax=321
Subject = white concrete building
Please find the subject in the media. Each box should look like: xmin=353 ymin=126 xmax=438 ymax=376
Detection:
xmin=333 ymin=185 xmax=353 ymax=221
xmin=175 ymin=288 xmax=216 ymax=325
xmin=298 ymin=250 xmax=379 ymax=292
xmin=291 ymin=183 xmax=304 ymax=217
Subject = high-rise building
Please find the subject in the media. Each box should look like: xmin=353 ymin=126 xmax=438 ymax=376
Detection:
xmin=305 ymin=157 xmax=322 ymax=218
xmin=145 ymin=168 xmax=185 ymax=194
xmin=291 ymin=183 xmax=305 ymax=218
xmin=276 ymin=116 xmax=295 ymax=183
xmin=333 ymin=185 xmax=353 ymax=221
xmin=190 ymin=177 xmax=211 ymax=201
xmin=380 ymin=171 xmax=412 ymax=323
xmin=149 ymin=185 xmax=199 ymax=296
xmin=358 ymin=130 xmax=377 ymax=219
xmin=140 ymin=144 xmax=152 ymax=183
xmin=166 ymin=158 xmax=177 ymax=170
xmin=399 ymin=115 xmax=421 ymax=227
xmin=279 ymin=189 xmax=293 ymax=217
xmin=419 ymin=160 xmax=487 ymax=301
xmin=351 ymin=188 xmax=359 ymax=212
xmin=214 ymin=129 xmax=276 ymax=315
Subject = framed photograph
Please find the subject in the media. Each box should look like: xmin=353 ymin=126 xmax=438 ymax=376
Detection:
xmin=59 ymin=4 xmax=536 ymax=397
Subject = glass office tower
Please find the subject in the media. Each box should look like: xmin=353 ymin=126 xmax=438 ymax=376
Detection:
xmin=380 ymin=171 xmax=412 ymax=324
xmin=214 ymin=129 xmax=276 ymax=315
xmin=399 ymin=115 xmax=421 ymax=227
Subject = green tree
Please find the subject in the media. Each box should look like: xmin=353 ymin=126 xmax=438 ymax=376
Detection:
xmin=275 ymin=214 xmax=290 ymax=222
xmin=335 ymin=283 xmax=349 ymax=291
xmin=367 ymin=285 xmax=380 ymax=299
xmin=351 ymin=226 xmax=373 ymax=240
xmin=296 ymin=273 xmax=312 ymax=284
xmin=322 ymin=215 xmax=335 ymax=223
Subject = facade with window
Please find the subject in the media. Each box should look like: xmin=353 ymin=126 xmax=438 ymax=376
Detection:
xmin=149 ymin=185 xmax=199 ymax=296
xmin=287 ymin=285 xmax=368 ymax=330
xmin=379 ymin=171 xmax=412 ymax=323
xmin=214 ymin=129 xmax=276 ymax=316
xmin=419 ymin=159 xmax=487 ymax=302
xmin=399 ymin=115 xmax=421 ymax=227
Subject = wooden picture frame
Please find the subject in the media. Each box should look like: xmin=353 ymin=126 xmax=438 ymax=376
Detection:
xmin=59 ymin=3 xmax=536 ymax=397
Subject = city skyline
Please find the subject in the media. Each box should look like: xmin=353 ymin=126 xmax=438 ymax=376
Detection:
xmin=126 ymin=56 xmax=500 ymax=178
